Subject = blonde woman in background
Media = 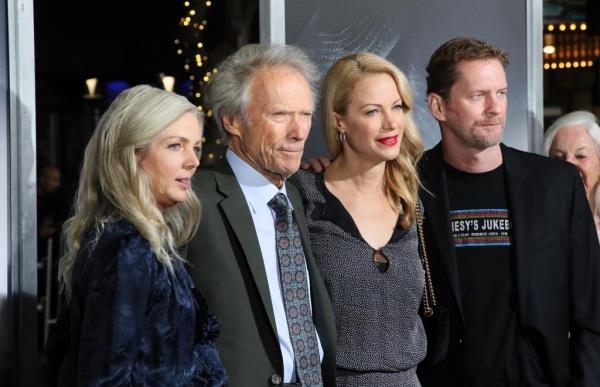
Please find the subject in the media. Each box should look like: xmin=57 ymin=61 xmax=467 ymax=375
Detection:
xmin=543 ymin=111 xmax=600 ymax=239
xmin=58 ymin=85 xmax=227 ymax=386
xmin=290 ymin=52 xmax=426 ymax=386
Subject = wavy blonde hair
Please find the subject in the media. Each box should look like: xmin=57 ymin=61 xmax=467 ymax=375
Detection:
xmin=321 ymin=52 xmax=424 ymax=229
xmin=59 ymin=85 xmax=203 ymax=297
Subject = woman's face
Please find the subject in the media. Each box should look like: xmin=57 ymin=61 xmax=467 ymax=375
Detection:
xmin=137 ymin=112 xmax=202 ymax=211
xmin=335 ymin=72 xmax=405 ymax=164
xmin=549 ymin=125 xmax=600 ymax=196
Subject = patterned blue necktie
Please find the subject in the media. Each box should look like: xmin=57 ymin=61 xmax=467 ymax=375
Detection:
xmin=268 ymin=193 xmax=323 ymax=387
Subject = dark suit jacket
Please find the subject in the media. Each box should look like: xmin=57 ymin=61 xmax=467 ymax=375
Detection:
xmin=417 ymin=143 xmax=600 ymax=386
xmin=186 ymin=157 xmax=337 ymax=387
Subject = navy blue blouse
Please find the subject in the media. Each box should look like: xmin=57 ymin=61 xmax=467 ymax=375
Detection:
xmin=68 ymin=219 xmax=227 ymax=386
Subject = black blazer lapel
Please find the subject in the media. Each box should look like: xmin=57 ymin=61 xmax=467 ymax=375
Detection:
xmin=420 ymin=143 xmax=464 ymax=321
xmin=501 ymin=144 xmax=534 ymax=323
xmin=211 ymin=159 xmax=279 ymax=337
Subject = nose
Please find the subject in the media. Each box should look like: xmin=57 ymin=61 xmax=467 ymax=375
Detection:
xmin=184 ymin=147 xmax=200 ymax=169
xmin=382 ymin=109 xmax=401 ymax=132
xmin=288 ymin=114 xmax=310 ymax=141
xmin=485 ymin=95 xmax=502 ymax=116
xmin=564 ymin=154 xmax=576 ymax=164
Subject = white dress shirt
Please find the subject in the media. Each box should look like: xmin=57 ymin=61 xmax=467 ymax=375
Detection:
xmin=226 ymin=150 xmax=323 ymax=383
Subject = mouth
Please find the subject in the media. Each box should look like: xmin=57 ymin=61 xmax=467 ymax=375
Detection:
xmin=477 ymin=120 xmax=504 ymax=128
xmin=175 ymin=177 xmax=191 ymax=189
xmin=376 ymin=135 xmax=399 ymax=146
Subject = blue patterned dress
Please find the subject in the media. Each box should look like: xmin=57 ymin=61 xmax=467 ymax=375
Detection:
xmin=67 ymin=219 xmax=227 ymax=386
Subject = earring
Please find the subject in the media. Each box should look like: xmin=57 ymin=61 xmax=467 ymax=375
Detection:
xmin=336 ymin=131 xmax=346 ymax=143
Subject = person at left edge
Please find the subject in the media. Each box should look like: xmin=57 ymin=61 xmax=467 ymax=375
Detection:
xmin=58 ymin=85 xmax=227 ymax=386
xmin=186 ymin=44 xmax=336 ymax=387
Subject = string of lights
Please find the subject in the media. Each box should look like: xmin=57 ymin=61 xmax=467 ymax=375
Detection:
xmin=175 ymin=0 xmax=218 ymax=117
xmin=174 ymin=0 xmax=226 ymax=162
xmin=543 ymin=22 xmax=600 ymax=71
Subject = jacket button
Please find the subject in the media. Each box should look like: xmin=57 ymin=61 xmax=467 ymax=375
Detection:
xmin=270 ymin=374 xmax=282 ymax=385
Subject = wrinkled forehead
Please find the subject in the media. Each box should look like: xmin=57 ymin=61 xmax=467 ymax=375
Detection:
xmin=453 ymin=59 xmax=507 ymax=88
xmin=248 ymin=65 xmax=313 ymax=106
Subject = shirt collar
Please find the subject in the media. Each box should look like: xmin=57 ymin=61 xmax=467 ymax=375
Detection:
xmin=226 ymin=149 xmax=291 ymax=210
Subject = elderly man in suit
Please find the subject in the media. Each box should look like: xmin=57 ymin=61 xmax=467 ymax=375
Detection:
xmin=418 ymin=37 xmax=600 ymax=386
xmin=187 ymin=44 xmax=336 ymax=387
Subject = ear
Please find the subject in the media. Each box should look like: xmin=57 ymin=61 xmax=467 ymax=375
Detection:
xmin=332 ymin=112 xmax=344 ymax=131
xmin=222 ymin=115 xmax=244 ymax=137
xmin=135 ymin=148 xmax=145 ymax=164
xmin=427 ymin=93 xmax=446 ymax=122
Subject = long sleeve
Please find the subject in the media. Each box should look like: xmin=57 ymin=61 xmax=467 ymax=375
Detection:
xmin=75 ymin=233 xmax=154 ymax=386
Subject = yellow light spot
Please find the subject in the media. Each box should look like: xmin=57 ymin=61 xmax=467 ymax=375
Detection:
xmin=184 ymin=64 xmax=190 ymax=70
xmin=203 ymin=55 xmax=208 ymax=60
xmin=215 ymin=138 xmax=221 ymax=144
xmin=573 ymin=61 xmax=579 ymax=68
xmin=174 ymin=39 xmax=180 ymax=44
xmin=581 ymin=61 xmax=587 ymax=68
xmin=207 ymin=110 xmax=213 ymax=118
xmin=199 ymin=25 xmax=205 ymax=30
xmin=581 ymin=23 xmax=587 ymax=31
xmin=203 ymin=76 xmax=209 ymax=81
xmin=195 ymin=54 xmax=201 ymax=59
xmin=202 ymin=20 xmax=207 ymax=25
xmin=566 ymin=62 xmax=572 ymax=68
xmin=190 ymin=75 xmax=195 ymax=80
xmin=195 ymin=92 xmax=201 ymax=98
xmin=206 ymin=1 xmax=212 ymax=6
xmin=548 ymin=24 xmax=554 ymax=31
xmin=558 ymin=62 xmax=564 ymax=68
xmin=213 ymin=68 xmax=218 ymax=73
xmin=569 ymin=23 xmax=577 ymax=31
xmin=202 ymin=136 xmax=206 ymax=142
xmin=184 ymin=1 xmax=190 ymax=6
xmin=197 ymin=42 xmax=203 ymax=48
xmin=551 ymin=63 xmax=557 ymax=69
xmin=177 ymin=49 xmax=183 ymax=55
xmin=588 ymin=60 xmax=593 ymax=66
xmin=190 ymin=10 xmax=196 ymax=16
xmin=544 ymin=63 xmax=550 ymax=70
xmin=208 ymin=153 xmax=214 ymax=159
xmin=559 ymin=24 xmax=566 ymax=31
xmin=198 ymin=106 xmax=203 ymax=111
xmin=197 ymin=62 xmax=203 ymax=67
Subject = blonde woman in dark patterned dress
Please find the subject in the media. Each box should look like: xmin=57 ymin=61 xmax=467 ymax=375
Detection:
xmin=290 ymin=52 xmax=426 ymax=386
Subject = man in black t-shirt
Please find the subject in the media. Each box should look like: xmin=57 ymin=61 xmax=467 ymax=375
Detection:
xmin=417 ymin=37 xmax=600 ymax=387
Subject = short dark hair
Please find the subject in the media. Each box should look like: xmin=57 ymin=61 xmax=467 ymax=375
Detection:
xmin=426 ymin=37 xmax=509 ymax=98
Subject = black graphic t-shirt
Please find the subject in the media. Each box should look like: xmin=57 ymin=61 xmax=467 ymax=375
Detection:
xmin=446 ymin=162 xmax=520 ymax=386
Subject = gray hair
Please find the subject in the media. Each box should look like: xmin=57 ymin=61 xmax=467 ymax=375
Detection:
xmin=543 ymin=111 xmax=600 ymax=156
xmin=542 ymin=110 xmax=600 ymax=226
xmin=205 ymin=44 xmax=319 ymax=133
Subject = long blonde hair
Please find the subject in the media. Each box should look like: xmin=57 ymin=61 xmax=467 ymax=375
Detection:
xmin=321 ymin=52 xmax=424 ymax=229
xmin=59 ymin=85 xmax=203 ymax=297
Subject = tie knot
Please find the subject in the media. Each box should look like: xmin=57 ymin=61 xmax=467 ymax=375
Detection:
xmin=268 ymin=193 xmax=290 ymax=215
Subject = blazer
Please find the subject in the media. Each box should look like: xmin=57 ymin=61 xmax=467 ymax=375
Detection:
xmin=417 ymin=143 xmax=600 ymax=386
xmin=186 ymin=157 xmax=337 ymax=387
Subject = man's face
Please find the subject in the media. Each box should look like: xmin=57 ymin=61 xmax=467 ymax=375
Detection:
xmin=435 ymin=59 xmax=508 ymax=151
xmin=226 ymin=65 xmax=313 ymax=185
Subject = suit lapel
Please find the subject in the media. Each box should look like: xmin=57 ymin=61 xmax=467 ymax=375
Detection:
xmin=420 ymin=144 xmax=464 ymax=321
xmin=211 ymin=159 xmax=279 ymax=336
xmin=501 ymin=144 xmax=534 ymax=322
